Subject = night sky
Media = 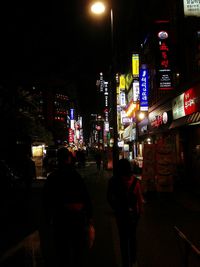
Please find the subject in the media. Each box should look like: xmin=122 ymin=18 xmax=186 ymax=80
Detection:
xmin=0 ymin=0 xmax=169 ymax=114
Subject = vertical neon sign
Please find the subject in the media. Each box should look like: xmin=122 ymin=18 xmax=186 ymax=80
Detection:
xmin=139 ymin=66 xmax=149 ymax=111
xmin=157 ymin=26 xmax=173 ymax=90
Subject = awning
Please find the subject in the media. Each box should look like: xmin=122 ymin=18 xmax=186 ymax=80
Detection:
xmin=169 ymin=112 xmax=200 ymax=129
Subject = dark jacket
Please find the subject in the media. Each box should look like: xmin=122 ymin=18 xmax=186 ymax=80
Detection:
xmin=43 ymin=165 xmax=93 ymax=226
xmin=107 ymin=175 xmax=143 ymax=218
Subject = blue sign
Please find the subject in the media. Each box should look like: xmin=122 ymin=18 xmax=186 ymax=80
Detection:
xmin=139 ymin=67 xmax=149 ymax=111
xmin=70 ymin=109 xmax=74 ymax=120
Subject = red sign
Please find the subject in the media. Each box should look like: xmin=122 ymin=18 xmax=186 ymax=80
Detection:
xmin=68 ymin=128 xmax=74 ymax=143
xmin=156 ymin=22 xmax=173 ymax=90
xmin=184 ymin=88 xmax=200 ymax=115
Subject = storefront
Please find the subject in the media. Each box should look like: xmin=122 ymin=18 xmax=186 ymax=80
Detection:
xmin=169 ymin=87 xmax=200 ymax=189
xmin=142 ymin=100 xmax=175 ymax=192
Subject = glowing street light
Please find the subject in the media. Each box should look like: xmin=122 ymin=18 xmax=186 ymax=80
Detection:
xmin=90 ymin=2 xmax=106 ymax=14
xmin=90 ymin=1 xmax=118 ymax=174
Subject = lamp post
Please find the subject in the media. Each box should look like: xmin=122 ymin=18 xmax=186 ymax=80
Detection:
xmin=90 ymin=1 xmax=118 ymax=174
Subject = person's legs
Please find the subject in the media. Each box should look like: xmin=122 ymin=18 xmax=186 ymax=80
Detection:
xmin=129 ymin=219 xmax=139 ymax=265
xmin=116 ymin=217 xmax=131 ymax=267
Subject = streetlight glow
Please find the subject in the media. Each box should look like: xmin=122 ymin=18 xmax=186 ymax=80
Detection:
xmin=138 ymin=112 xmax=145 ymax=120
xmin=91 ymin=2 xmax=106 ymax=14
xmin=89 ymin=1 xmax=119 ymax=173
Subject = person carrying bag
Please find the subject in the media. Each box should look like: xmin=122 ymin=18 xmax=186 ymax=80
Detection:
xmin=107 ymin=158 xmax=144 ymax=267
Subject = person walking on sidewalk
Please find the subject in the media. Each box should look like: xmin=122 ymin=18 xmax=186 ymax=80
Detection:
xmin=95 ymin=149 xmax=102 ymax=170
xmin=107 ymin=158 xmax=144 ymax=267
xmin=42 ymin=147 xmax=94 ymax=267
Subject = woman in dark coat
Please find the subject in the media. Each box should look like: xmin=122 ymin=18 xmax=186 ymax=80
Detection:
xmin=42 ymin=147 xmax=94 ymax=267
xmin=107 ymin=158 xmax=144 ymax=267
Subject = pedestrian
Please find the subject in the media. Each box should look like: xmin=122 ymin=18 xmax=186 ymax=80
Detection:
xmin=95 ymin=149 xmax=102 ymax=170
xmin=14 ymin=145 xmax=36 ymax=194
xmin=107 ymin=158 xmax=144 ymax=267
xmin=42 ymin=147 xmax=94 ymax=267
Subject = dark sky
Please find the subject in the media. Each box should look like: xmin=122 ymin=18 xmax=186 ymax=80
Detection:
xmin=0 ymin=0 xmax=170 ymax=114
xmin=0 ymin=1 xmax=115 ymax=112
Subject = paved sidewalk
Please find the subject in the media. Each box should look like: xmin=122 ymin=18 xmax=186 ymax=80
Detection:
xmin=0 ymin=163 xmax=200 ymax=267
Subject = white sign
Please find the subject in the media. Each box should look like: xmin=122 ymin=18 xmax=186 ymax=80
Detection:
xmin=172 ymin=93 xmax=185 ymax=119
xmin=120 ymin=91 xmax=126 ymax=106
xmin=183 ymin=0 xmax=200 ymax=17
xmin=133 ymin=81 xmax=140 ymax=102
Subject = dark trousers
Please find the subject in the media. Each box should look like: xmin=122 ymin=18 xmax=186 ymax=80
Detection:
xmin=52 ymin=219 xmax=89 ymax=267
xmin=116 ymin=213 xmax=138 ymax=267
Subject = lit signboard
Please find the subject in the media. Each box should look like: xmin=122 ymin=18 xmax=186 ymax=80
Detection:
xmin=68 ymin=128 xmax=74 ymax=143
xmin=120 ymin=91 xmax=126 ymax=107
xmin=119 ymin=75 xmax=125 ymax=90
xmin=70 ymin=108 xmax=75 ymax=130
xmin=99 ymin=72 xmax=104 ymax=92
xmin=139 ymin=67 xmax=149 ymax=111
xmin=172 ymin=87 xmax=200 ymax=119
xmin=70 ymin=109 xmax=74 ymax=120
xmin=133 ymin=81 xmax=140 ymax=102
xmin=132 ymin=54 xmax=139 ymax=77
xmin=156 ymin=25 xmax=173 ymax=90
xmin=183 ymin=0 xmax=200 ymax=17
xmin=125 ymin=100 xmax=139 ymax=117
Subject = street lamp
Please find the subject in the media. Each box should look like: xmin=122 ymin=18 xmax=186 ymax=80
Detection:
xmin=90 ymin=1 xmax=118 ymax=174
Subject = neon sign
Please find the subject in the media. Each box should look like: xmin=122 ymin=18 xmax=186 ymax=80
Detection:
xmin=139 ymin=67 xmax=149 ymax=111
xmin=156 ymin=26 xmax=173 ymax=90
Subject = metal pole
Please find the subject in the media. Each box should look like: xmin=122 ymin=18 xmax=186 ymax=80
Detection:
xmin=110 ymin=8 xmax=119 ymax=175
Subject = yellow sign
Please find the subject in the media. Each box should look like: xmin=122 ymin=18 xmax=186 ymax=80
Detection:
xmin=132 ymin=54 xmax=139 ymax=77
xmin=119 ymin=75 xmax=125 ymax=90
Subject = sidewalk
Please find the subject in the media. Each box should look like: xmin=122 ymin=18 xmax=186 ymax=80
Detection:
xmin=0 ymin=164 xmax=200 ymax=267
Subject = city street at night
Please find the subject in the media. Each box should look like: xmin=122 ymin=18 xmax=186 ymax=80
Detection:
xmin=0 ymin=158 xmax=199 ymax=267
xmin=1 ymin=1 xmax=200 ymax=266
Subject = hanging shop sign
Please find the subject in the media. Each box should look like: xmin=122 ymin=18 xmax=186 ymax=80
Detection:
xmin=68 ymin=128 xmax=74 ymax=143
xmin=120 ymin=91 xmax=126 ymax=107
xmin=183 ymin=0 xmax=200 ymax=17
xmin=172 ymin=87 xmax=200 ymax=120
xmin=119 ymin=74 xmax=126 ymax=90
xmin=132 ymin=54 xmax=139 ymax=77
xmin=70 ymin=109 xmax=75 ymax=130
xmin=139 ymin=66 xmax=149 ymax=111
xmin=155 ymin=21 xmax=173 ymax=90
xmin=133 ymin=80 xmax=140 ymax=102
xmin=99 ymin=72 xmax=104 ymax=92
